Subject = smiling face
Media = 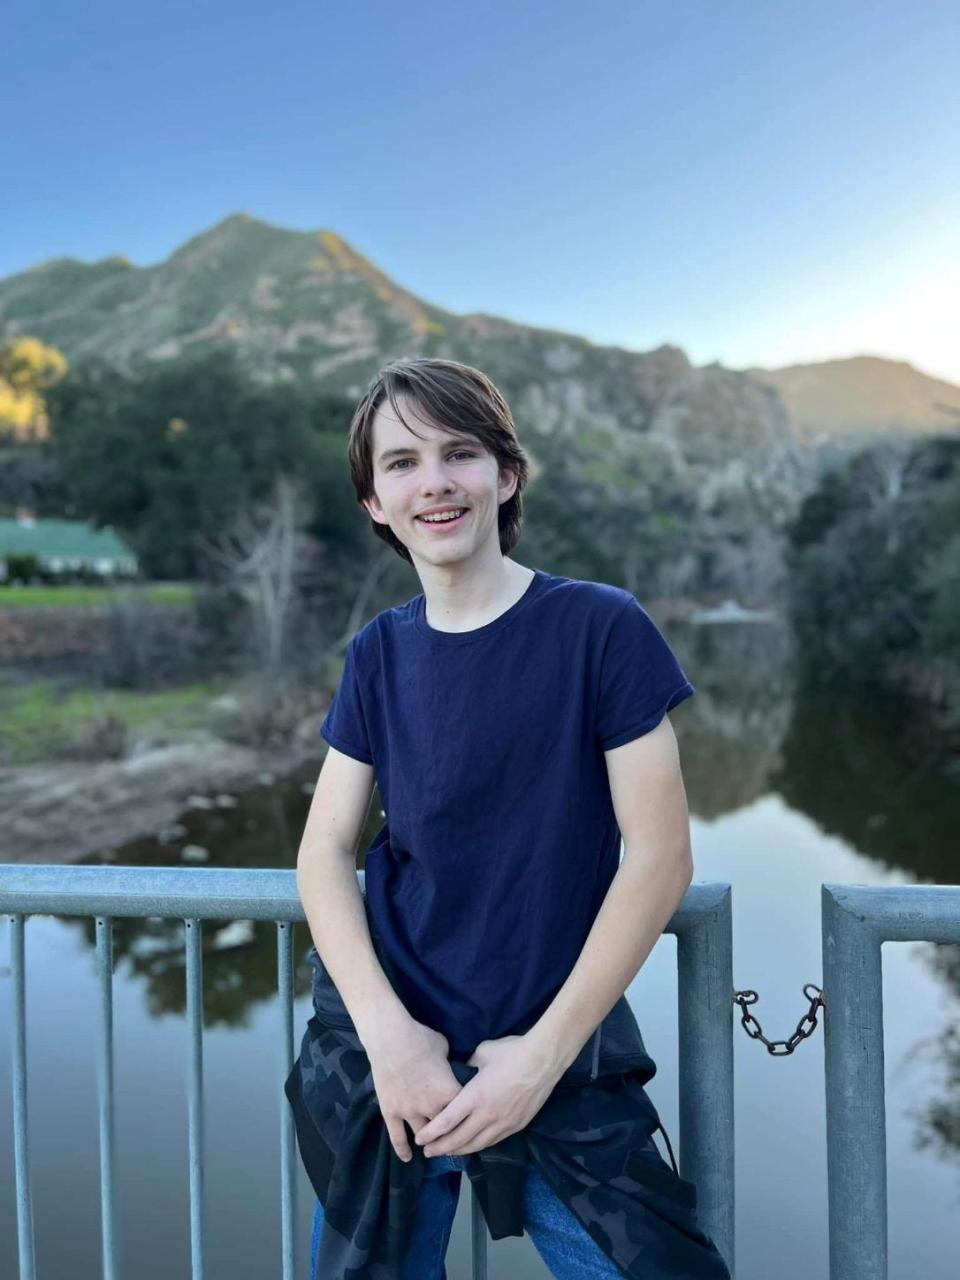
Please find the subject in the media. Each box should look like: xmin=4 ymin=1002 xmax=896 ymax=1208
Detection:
xmin=361 ymin=394 xmax=519 ymax=570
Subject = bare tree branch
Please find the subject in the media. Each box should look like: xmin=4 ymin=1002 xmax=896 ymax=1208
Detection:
xmin=195 ymin=473 xmax=304 ymax=699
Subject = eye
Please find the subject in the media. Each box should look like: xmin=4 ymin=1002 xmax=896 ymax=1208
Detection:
xmin=387 ymin=449 xmax=476 ymax=471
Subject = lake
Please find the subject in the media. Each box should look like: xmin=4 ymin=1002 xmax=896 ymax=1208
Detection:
xmin=1 ymin=612 xmax=958 ymax=1278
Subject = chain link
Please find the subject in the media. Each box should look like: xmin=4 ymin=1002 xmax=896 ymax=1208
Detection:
xmin=733 ymin=983 xmax=825 ymax=1055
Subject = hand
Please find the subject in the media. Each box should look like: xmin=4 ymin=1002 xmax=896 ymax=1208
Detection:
xmin=366 ymin=1015 xmax=464 ymax=1163
xmin=412 ymin=1033 xmax=562 ymax=1157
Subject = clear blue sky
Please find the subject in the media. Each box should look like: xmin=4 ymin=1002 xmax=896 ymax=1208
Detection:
xmin=3 ymin=0 xmax=958 ymax=381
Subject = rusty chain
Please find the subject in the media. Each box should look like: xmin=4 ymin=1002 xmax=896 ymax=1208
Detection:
xmin=733 ymin=983 xmax=825 ymax=1055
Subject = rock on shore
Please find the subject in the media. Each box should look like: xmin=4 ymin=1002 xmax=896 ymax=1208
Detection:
xmin=0 ymin=729 xmax=322 ymax=864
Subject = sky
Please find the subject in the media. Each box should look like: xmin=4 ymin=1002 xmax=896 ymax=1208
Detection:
xmin=3 ymin=0 xmax=958 ymax=383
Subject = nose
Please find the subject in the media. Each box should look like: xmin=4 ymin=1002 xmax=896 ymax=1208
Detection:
xmin=418 ymin=455 xmax=457 ymax=495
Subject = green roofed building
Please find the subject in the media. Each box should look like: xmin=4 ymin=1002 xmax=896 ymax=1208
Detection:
xmin=0 ymin=510 xmax=139 ymax=581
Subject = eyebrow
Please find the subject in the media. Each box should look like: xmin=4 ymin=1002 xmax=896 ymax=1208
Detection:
xmin=376 ymin=435 xmax=477 ymax=465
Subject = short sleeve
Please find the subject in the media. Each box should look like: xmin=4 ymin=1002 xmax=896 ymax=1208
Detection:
xmin=320 ymin=637 xmax=374 ymax=765
xmin=595 ymin=597 xmax=695 ymax=750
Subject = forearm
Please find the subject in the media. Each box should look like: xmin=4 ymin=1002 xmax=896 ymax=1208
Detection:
xmin=525 ymin=840 xmax=693 ymax=1073
xmin=296 ymin=849 xmax=413 ymax=1051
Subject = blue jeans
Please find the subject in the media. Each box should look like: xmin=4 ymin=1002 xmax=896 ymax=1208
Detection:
xmin=309 ymin=1146 xmax=651 ymax=1279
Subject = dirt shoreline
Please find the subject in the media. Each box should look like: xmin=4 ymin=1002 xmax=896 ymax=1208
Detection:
xmin=0 ymin=722 xmax=325 ymax=865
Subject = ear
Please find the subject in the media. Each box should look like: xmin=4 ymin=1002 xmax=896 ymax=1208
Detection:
xmin=361 ymin=493 xmax=389 ymax=526
xmin=497 ymin=465 xmax=519 ymax=506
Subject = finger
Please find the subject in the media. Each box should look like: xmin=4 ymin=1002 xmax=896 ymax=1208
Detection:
xmin=414 ymin=1093 xmax=472 ymax=1146
xmin=424 ymin=1117 xmax=486 ymax=1158
xmin=456 ymin=1123 xmax=504 ymax=1156
xmin=386 ymin=1117 xmax=413 ymax=1162
xmin=407 ymin=1113 xmax=432 ymax=1143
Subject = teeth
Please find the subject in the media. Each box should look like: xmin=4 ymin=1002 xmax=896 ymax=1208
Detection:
xmin=420 ymin=509 xmax=464 ymax=523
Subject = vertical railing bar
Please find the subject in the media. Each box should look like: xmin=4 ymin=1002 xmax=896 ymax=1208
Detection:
xmin=185 ymin=917 xmax=205 ymax=1280
xmin=822 ymin=889 xmax=887 ymax=1280
xmin=470 ymin=1182 xmax=488 ymax=1280
xmin=95 ymin=916 xmax=118 ymax=1280
xmin=10 ymin=913 xmax=37 ymax=1280
xmin=675 ymin=888 xmax=735 ymax=1275
xmin=277 ymin=922 xmax=297 ymax=1280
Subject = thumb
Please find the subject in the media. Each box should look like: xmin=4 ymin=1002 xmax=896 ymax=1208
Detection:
xmin=466 ymin=1039 xmax=489 ymax=1067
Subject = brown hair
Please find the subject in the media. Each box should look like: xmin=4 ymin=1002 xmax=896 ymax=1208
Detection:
xmin=346 ymin=357 xmax=529 ymax=565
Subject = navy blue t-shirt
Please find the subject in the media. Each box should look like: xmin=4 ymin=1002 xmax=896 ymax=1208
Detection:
xmin=319 ymin=567 xmax=695 ymax=1059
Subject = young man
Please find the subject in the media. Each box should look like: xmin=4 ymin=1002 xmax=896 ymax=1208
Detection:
xmin=289 ymin=357 xmax=730 ymax=1279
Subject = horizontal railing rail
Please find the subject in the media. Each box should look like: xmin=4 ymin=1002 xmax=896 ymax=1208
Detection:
xmin=2 ymin=865 xmax=736 ymax=1279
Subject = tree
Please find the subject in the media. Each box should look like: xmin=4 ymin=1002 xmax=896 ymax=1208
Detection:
xmin=523 ymin=422 xmax=695 ymax=593
xmin=0 ymin=336 xmax=68 ymax=442
xmin=917 ymin=458 xmax=960 ymax=661
xmin=786 ymin=436 xmax=960 ymax=689
xmin=46 ymin=350 xmax=354 ymax=578
xmin=196 ymin=473 xmax=304 ymax=699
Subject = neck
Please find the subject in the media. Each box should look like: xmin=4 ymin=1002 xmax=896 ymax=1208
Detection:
xmin=418 ymin=555 xmax=535 ymax=633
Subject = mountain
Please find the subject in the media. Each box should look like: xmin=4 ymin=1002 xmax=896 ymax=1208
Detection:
xmin=746 ymin=356 xmax=960 ymax=445
xmin=1 ymin=213 xmax=955 ymax=597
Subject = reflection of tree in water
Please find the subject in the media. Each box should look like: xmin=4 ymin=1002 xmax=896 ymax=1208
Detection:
xmin=672 ymin=617 xmax=794 ymax=820
xmin=779 ymin=672 xmax=960 ymax=1170
xmin=774 ymin=683 xmax=959 ymax=883
xmin=903 ymin=943 xmax=960 ymax=1172
xmin=59 ymin=754 xmax=389 ymax=1028
xmin=64 ymin=913 xmax=314 ymax=1028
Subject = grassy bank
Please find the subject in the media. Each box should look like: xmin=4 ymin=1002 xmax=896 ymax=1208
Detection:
xmin=0 ymin=674 xmax=237 ymax=765
xmin=0 ymin=582 xmax=196 ymax=608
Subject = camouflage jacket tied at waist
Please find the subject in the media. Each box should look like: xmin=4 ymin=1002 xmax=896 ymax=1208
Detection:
xmin=284 ymin=950 xmax=732 ymax=1280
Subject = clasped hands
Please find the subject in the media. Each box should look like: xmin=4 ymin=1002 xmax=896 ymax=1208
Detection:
xmin=412 ymin=1032 xmax=561 ymax=1158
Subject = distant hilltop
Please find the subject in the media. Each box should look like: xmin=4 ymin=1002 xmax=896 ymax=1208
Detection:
xmin=747 ymin=356 xmax=960 ymax=446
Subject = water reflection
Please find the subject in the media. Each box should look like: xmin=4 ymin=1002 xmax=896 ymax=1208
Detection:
xmin=774 ymin=684 xmax=959 ymax=882
xmin=670 ymin=617 xmax=795 ymax=819
xmin=63 ymin=913 xmax=315 ymax=1027
xmin=59 ymin=761 xmax=387 ymax=1026
xmin=671 ymin=618 xmax=959 ymax=883
xmin=907 ymin=943 xmax=960 ymax=1169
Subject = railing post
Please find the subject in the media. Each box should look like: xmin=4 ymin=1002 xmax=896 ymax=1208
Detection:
xmin=10 ymin=913 xmax=37 ymax=1280
xmin=675 ymin=883 xmax=735 ymax=1274
xmin=822 ymin=887 xmax=886 ymax=1280
xmin=277 ymin=921 xmax=297 ymax=1280
xmin=185 ymin=917 xmax=206 ymax=1280
xmin=95 ymin=915 xmax=119 ymax=1280
xmin=821 ymin=883 xmax=960 ymax=1280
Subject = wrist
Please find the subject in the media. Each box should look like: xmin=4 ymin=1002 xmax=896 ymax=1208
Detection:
xmin=524 ymin=1019 xmax=580 ymax=1079
xmin=356 ymin=999 xmax=416 ymax=1057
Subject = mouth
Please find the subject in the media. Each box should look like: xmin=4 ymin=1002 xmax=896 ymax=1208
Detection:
xmin=415 ymin=508 xmax=470 ymax=532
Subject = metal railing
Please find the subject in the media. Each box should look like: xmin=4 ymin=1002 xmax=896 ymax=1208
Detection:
xmin=2 ymin=866 xmax=736 ymax=1279
xmin=821 ymin=883 xmax=960 ymax=1280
